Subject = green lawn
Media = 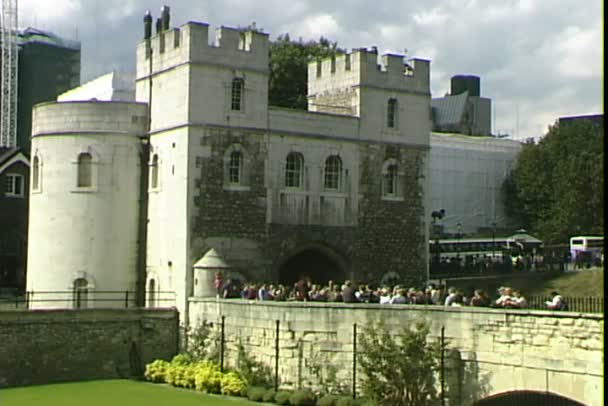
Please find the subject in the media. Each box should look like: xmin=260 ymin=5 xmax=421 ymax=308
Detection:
xmin=444 ymin=267 xmax=604 ymax=297
xmin=0 ymin=380 xmax=266 ymax=406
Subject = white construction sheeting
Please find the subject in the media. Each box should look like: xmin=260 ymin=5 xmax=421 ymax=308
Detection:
xmin=429 ymin=132 xmax=522 ymax=235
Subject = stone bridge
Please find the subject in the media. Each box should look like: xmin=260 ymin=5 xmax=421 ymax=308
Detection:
xmin=189 ymin=299 xmax=603 ymax=406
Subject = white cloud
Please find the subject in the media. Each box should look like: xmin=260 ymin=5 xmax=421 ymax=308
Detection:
xmin=292 ymin=14 xmax=339 ymax=40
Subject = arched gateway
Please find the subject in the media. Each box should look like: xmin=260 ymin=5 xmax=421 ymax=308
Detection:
xmin=474 ymin=390 xmax=587 ymax=406
xmin=277 ymin=243 xmax=348 ymax=286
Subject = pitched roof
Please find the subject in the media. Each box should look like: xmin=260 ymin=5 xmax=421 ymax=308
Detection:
xmin=431 ymin=91 xmax=469 ymax=129
xmin=0 ymin=148 xmax=29 ymax=174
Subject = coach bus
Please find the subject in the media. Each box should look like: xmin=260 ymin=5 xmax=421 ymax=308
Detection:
xmin=569 ymin=236 xmax=603 ymax=268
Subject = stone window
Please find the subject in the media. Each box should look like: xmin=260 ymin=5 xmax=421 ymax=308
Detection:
xmin=32 ymin=155 xmax=41 ymax=192
xmin=324 ymin=155 xmax=342 ymax=190
xmin=228 ymin=150 xmax=243 ymax=184
xmin=223 ymin=144 xmax=250 ymax=191
xmin=382 ymin=159 xmax=402 ymax=200
xmin=387 ymin=98 xmax=398 ymax=128
xmin=4 ymin=173 xmax=24 ymax=197
xmin=77 ymin=152 xmax=93 ymax=187
xmin=73 ymin=277 xmax=88 ymax=309
xmin=150 ymin=153 xmax=160 ymax=190
xmin=285 ymin=152 xmax=304 ymax=188
xmin=231 ymin=78 xmax=244 ymax=111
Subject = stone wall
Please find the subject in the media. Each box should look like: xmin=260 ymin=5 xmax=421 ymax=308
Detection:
xmin=188 ymin=299 xmax=603 ymax=406
xmin=191 ymin=126 xmax=428 ymax=285
xmin=0 ymin=308 xmax=179 ymax=387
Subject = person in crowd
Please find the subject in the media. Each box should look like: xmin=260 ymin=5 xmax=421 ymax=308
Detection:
xmin=214 ymin=271 xmax=224 ymax=298
xmin=546 ymin=291 xmax=568 ymax=310
xmin=494 ymin=286 xmax=514 ymax=307
xmin=258 ymin=284 xmax=271 ymax=301
xmin=390 ymin=288 xmax=409 ymax=304
xmin=510 ymin=290 xmax=528 ymax=308
xmin=469 ymin=289 xmax=490 ymax=307
xmin=222 ymin=278 xmax=237 ymax=298
xmin=342 ymin=280 xmax=359 ymax=303
xmin=379 ymin=287 xmax=392 ymax=304
xmin=294 ymin=277 xmax=310 ymax=301
xmin=444 ymin=287 xmax=459 ymax=306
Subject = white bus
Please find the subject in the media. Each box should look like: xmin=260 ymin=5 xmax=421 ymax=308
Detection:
xmin=569 ymin=236 xmax=603 ymax=267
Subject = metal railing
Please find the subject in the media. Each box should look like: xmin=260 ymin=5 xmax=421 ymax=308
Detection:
xmin=526 ymin=295 xmax=604 ymax=313
xmin=0 ymin=290 xmax=176 ymax=310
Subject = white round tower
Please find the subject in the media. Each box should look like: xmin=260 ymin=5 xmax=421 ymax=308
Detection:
xmin=26 ymin=101 xmax=148 ymax=308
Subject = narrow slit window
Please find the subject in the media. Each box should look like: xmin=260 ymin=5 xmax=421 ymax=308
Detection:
xmin=384 ymin=164 xmax=398 ymax=196
xmin=77 ymin=152 xmax=92 ymax=187
xmin=32 ymin=156 xmax=40 ymax=191
xmin=231 ymin=78 xmax=244 ymax=111
xmin=387 ymin=98 xmax=398 ymax=128
xmin=150 ymin=154 xmax=159 ymax=189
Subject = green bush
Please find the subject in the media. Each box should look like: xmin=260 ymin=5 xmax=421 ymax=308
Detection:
xmin=193 ymin=361 xmax=222 ymax=393
xmin=165 ymin=363 xmax=189 ymax=387
xmin=335 ymin=397 xmax=354 ymax=406
xmin=171 ymin=353 xmax=193 ymax=365
xmin=220 ymin=371 xmax=247 ymax=396
xmin=274 ymin=390 xmax=294 ymax=405
xmin=290 ymin=389 xmax=316 ymax=406
xmin=247 ymin=386 xmax=267 ymax=402
xmin=143 ymin=359 xmax=170 ymax=383
xmin=263 ymin=389 xmax=277 ymax=402
xmin=317 ymin=394 xmax=340 ymax=406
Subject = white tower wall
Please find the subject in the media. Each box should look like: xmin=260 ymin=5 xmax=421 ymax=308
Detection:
xmin=27 ymin=101 xmax=148 ymax=308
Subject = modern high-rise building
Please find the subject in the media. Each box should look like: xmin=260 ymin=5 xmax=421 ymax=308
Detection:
xmin=16 ymin=28 xmax=80 ymax=152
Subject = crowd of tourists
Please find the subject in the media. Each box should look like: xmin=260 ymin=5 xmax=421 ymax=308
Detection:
xmin=214 ymin=273 xmax=568 ymax=310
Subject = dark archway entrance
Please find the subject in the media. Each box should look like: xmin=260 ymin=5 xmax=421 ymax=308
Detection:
xmin=278 ymin=244 xmax=347 ymax=286
xmin=474 ymin=391 xmax=586 ymax=406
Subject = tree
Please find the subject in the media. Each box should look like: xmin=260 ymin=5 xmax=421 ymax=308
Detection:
xmin=269 ymin=34 xmax=344 ymax=109
xmin=502 ymin=118 xmax=604 ymax=244
xmin=358 ymin=319 xmax=441 ymax=405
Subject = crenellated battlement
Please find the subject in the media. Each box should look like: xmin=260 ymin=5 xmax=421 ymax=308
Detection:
xmin=136 ymin=21 xmax=269 ymax=80
xmin=308 ymin=48 xmax=429 ymax=95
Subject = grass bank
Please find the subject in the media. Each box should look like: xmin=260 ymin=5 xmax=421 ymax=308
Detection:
xmin=0 ymin=380 xmax=267 ymax=406
xmin=443 ymin=268 xmax=604 ymax=297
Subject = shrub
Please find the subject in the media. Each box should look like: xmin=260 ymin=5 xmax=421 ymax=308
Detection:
xmin=290 ymin=389 xmax=316 ymax=406
xmin=144 ymin=359 xmax=170 ymax=383
xmin=263 ymin=389 xmax=277 ymax=403
xmin=247 ymin=386 xmax=267 ymax=402
xmin=335 ymin=397 xmax=355 ymax=406
xmin=193 ymin=361 xmax=222 ymax=394
xmin=317 ymin=394 xmax=340 ymax=406
xmin=236 ymin=341 xmax=275 ymax=387
xmin=171 ymin=353 xmax=192 ymax=365
xmin=221 ymin=371 xmax=248 ymax=396
xmin=274 ymin=390 xmax=294 ymax=405
xmin=165 ymin=363 xmax=189 ymax=387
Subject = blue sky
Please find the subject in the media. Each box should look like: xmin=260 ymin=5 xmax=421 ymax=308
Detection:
xmin=19 ymin=0 xmax=603 ymax=140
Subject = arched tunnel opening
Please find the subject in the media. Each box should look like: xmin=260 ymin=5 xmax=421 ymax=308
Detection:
xmin=278 ymin=247 xmax=346 ymax=287
xmin=474 ymin=391 xmax=587 ymax=406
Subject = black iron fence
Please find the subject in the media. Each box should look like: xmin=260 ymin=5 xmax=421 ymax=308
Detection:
xmin=0 ymin=290 xmax=176 ymax=310
xmin=526 ymin=295 xmax=604 ymax=313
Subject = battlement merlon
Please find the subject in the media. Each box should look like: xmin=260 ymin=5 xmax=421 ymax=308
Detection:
xmin=308 ymin=49 xmax=430 ymax=94
xmin=136 ymin=22 xmax=269 ymax=80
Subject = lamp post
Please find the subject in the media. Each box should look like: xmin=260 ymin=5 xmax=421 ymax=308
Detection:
xmin=431 ymin=209 xmax=445 ymax=277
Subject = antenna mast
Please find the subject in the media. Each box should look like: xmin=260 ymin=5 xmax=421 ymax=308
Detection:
xmin=0 ymin=0 xmax=18 ymax=148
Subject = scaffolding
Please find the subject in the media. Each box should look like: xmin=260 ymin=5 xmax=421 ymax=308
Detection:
xmin=0 ymin=0 xmax=18 ymax=148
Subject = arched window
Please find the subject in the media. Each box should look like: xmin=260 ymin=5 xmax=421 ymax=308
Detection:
xmin=228 ymin=150 xmax=243 ymax=184
xmin=147 ymin=279 xmax=156 ymax=307
xmin=387 ymin=98 xmax=398 ymax=128
xmin=32 ymin=156 xmax=40 ymax=191
xmin=77 ymin=152 xmax=92 ymax=187
xmin=150 ymin=154 xmax=159 ymax=189
xmin=383 ymin=163 xmax=398 ymax=196
xmin=324 ymin=155 xmax=342 ymax=190
xmin=285 ymin=152 xmax=304 ymax=188
xmin=73 ymin=278 xmax=88 ymax=309
xmin=231 ymin=78 xmax=244 ymax=111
